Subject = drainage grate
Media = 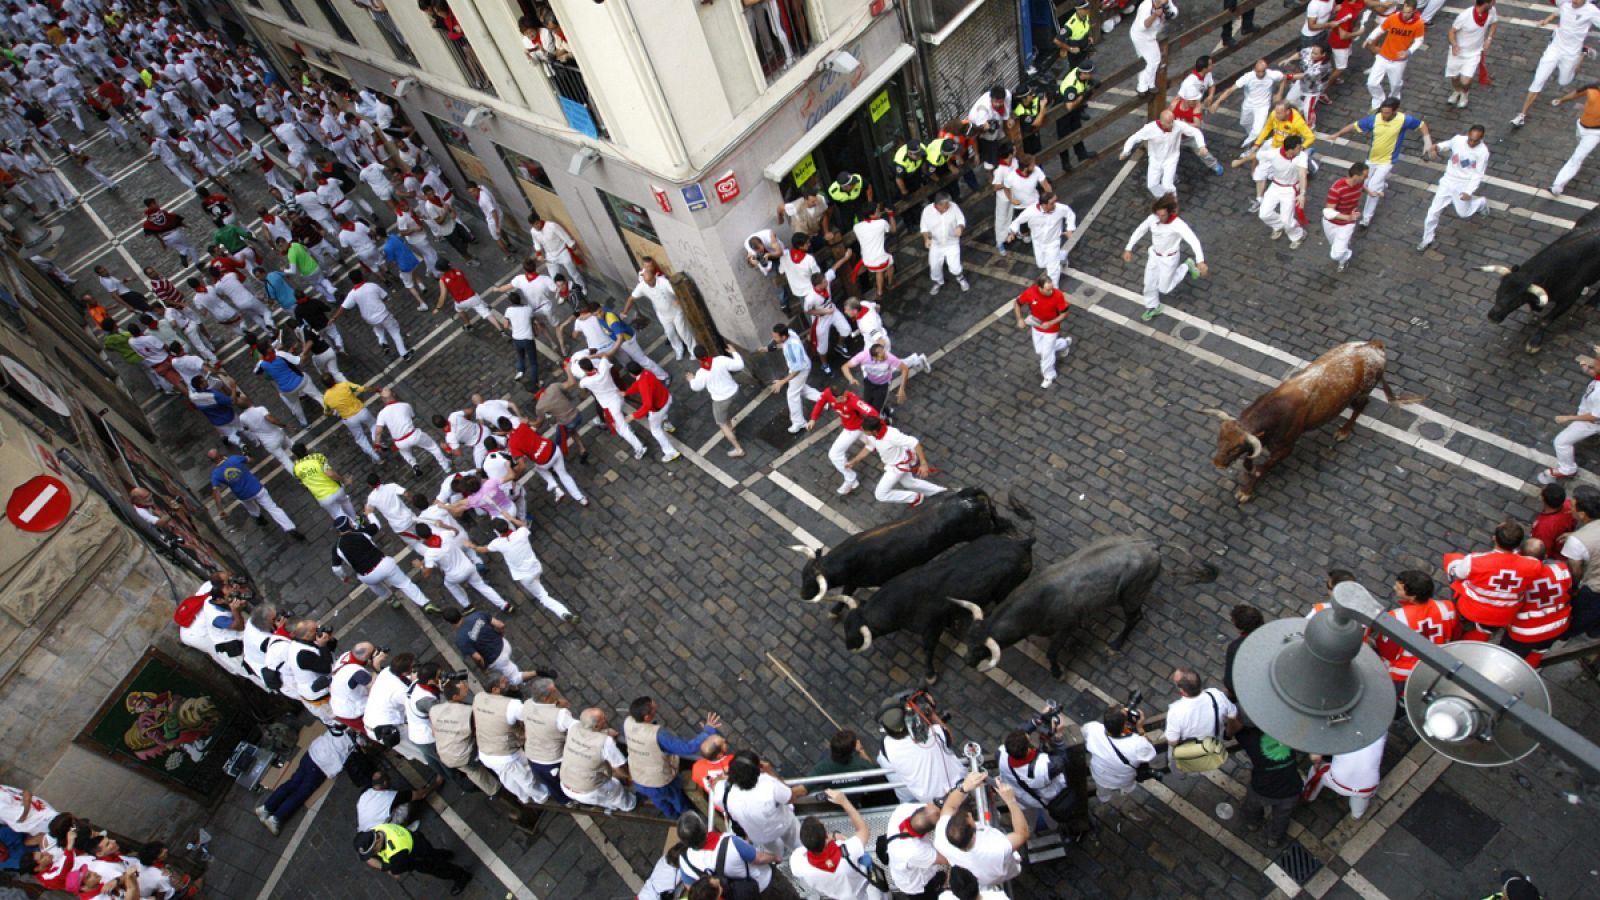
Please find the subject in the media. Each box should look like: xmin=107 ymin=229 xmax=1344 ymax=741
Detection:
xmin=1418 ymin=422 xmax=1448 ymax=441
xmin=1178 ymin=325 xmax=1203 ymax=341
xmin=1273 ymin=840 xmax=1323 ymax=885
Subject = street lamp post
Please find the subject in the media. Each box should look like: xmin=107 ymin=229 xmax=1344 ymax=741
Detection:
xmin=1234 ymin=581 xmax=1600 ymax=779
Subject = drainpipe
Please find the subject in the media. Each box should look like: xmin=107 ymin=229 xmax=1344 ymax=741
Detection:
xmin=901 ymin=0 xmax=938 ymax=135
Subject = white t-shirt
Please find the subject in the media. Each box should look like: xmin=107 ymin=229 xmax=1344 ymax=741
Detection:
xmin=1131 ymin=0 xmax=1174 ymax=41
xmin=486 ymin=527 xmax=542 ymax=580
xmin=1009 ymin=202 xmax=1077 ymax=248
xmin=1002 ymin=166 xmax=1049 ymax=208
xmin=1260 ymin=145 xmax=1310 ymax=185
xmin=933 ymin=815 xmax=1021 ymax=888
xmin=788 ymin=836 xmax=881 ymax=900
xmin=779 ymin=250 xmax=822 ymax=296
xmin=374 ymin=401 xmax=419 ymax=440
xmin=1177 ymin=70 xmax=1215 ymax=103
xmin=1438 ymin=135 xmax=1489 ymax=190
xmin=885 ymin=803 xmax=942 ymax=892
xmin=306 ymin=730 xmax=353 ymax=778
xmin=366 ymin=482 xmax=414 ymax=531
xmin=475 ymin=398 xmax=517 ymax=429
xmin=1450 ymin=6 xmax=1498 ymax=56
xmin=1552 ymin=0 xmax=1600 ymax=56
xmin=421 ymin=537 xmax=475 ymax=581
xmin=630 ymin=275 xmax=680 ymax=320
xmin=920 ymin=203 xmax=966 ymax=247
xmin=574 ymin=314 xmax=614 ymax=351
xmin=356 ymin=786 xmax=399 ymax=830
xmin=506 ymin=304 xmax=536 ymax=340
xmin=997 ymin=746 xmax=1066 ymax=809
xmin=342 ymin=282 xmax=391 ymax=324
xmin=745 ymin=228 xmax=781 ymax=274
xmin=1082 ymin=721 xmax=1157 ymax=793
xmin=531 ymin=220 xmax=576 ymax=261
xmin=509 ymin=272 xmax=557 ymax=315
xmin=1164 ymin=688 xmax=1237 ymax=744
xmin=854 ymin=218 xmax=893 ymax=268
xmin=1303 ymin=0 xmax=1334 ymax=37
xmin=578 ymin=358 xmax=624 ymax=405
xmin=880 ymin=725 xmax=963 ymax=804
xmin=1238 ymin=69 xmax=1285 ymax=108
xmin=724 ymin=774 xmax=800 ymax=854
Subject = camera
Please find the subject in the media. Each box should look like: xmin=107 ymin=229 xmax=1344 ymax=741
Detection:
xmin=1124 ymin=690 xmax=1145 ymax=732
xmin=440 ymin=669 xmax=470 ymax=684
xmin=879 ymin=690 xmax=946 ymax=743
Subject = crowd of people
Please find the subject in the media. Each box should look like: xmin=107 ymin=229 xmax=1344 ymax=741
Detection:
xmin=0 ymin=782 xmax=187 ymax=898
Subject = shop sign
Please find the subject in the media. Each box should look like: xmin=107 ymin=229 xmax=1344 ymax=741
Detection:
xmin=791 ymin=154 xmax=817 ymax=187
xmin=714 ymin=171 xmax=740 ymax=204
xmin=651 ymin=186 xmax=672 ymax=214
xmin=682 ymin=184 xmax=709 ymax=212
xmin=869 ymin=90 xmax=891 ymax=122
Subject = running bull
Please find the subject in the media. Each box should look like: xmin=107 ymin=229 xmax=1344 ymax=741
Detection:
xmin=1482 ymin=206 xmax=1600 ymax=353
xmin=795 ymin=487 xmax=1002 ymax=603
xmin=1204 ymin=339 xmax=1420 ymax=503
xmin=964 ymin=537 xmax=1217 ymax=676
xmin=841 ymin=520 xmax=1035 ymax=685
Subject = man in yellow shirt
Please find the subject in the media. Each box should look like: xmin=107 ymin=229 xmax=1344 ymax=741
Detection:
xmin=291 ymin=441 xmax=360 ymax=522
xmin=320 ymin=373 xmax=382 ymax=463
xmin=1234 ymin=102 xmax=1317 ymax=211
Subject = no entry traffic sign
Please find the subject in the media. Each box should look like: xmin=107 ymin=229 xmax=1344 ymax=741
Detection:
xmin=6 ymin=475 xmax=71 ymax=532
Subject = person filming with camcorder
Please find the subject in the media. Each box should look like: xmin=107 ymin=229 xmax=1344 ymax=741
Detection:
xmin=1080 ymin=692 xmax=1159 ymax=822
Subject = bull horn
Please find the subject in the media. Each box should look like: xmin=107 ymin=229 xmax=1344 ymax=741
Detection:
xmin=1244 ymin=432 xmax=1266 ymax=460
xmin=807 ymin=575 xmax=829 ymax=604
xmin=839 ymin=595 xmax=859 ymax=610
xmin=1529 ymin=285 xmax=1551 ymax=309
xmin=948 ymin=598 xmax=984 ymax=621
xmin=787 ymin=544 xmax=814 ymax=557
xmin=1477 ymin=264 xmax=1513 ymax=276
xmin=855 ymin=626 xmax=872 ymax=652
xmin=978 ymin=638 xmax=1003 ymax=672
xmin=1200 ymin=408 xmax=1234 ymax=421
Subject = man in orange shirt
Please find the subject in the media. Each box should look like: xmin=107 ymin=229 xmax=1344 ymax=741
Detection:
xmin=1365 ymin=0 xmax=1425 ymax=110
xmin=1550 ymin=83 xmax=1600 ymax=196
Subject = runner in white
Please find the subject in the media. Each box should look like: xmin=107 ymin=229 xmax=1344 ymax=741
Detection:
xmin=1209 ymin=59 xmax=1285 ymax=148
xmin=852 ymin=205 xmax=896 ymax=299
xmin=1005 ymin=193 xmax=1077 ymax=288
xmin=372 ymin=388 xmax=451 ymax=475
xmin=528 ymin=213 xmax=584 ymax=287
xmin=572 ymin=354 xmax=648 ymax=459
xmin=1255 ymin=136 xmax=1310 ymax=248
xmin=236 ymin=397 xmax=297 ymax=471
xmin=331 ymin=274 xmax=410 ymax=358
xmin=1445 ymin=0 xmax=1499 ymax=109
xmin=1512 ymin=0 xmax=1600 ymax=127
xmin=1120 ymin=110 xmax=1216 ymax=198
xmin=920 ymin=192 xmax=969 ymax=295
xmin=621 ymin=257 xmax=693 ymax=360
xmin=1122 ymin=194 xmax=1207 ymax=321
xmin=1418 ymin=126 xmax=1491 ymax=250
xmin=848 ymin=416 xmax=947 ymax=506
xmin=478 ymin=519 xmax=576 ymax=622
xmin=1131 ymin=0 xmax=1178 ymax=93
xmin=802 ymin=271 xmax=851 ymax=373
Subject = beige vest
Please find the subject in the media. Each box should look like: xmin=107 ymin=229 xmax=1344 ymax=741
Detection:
xmin=431 ymin=701 xmax=476 ymax=768
xmin=471 ymin=693 xmax=519 ymax=757
xmin=522 ymin=702 xmax=567 ymax=763
xmin=1575 ymin=520 xmax=1600 ymax=591
xmin=623 ymin=717 xmax=677 ymax=789
xmin=561 ymin=726 xmax=611 ymax=795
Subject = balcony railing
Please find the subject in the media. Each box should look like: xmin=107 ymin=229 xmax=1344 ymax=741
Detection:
xmin=310 ymin=0 xmax=357 ymax=42
xmin=745 ymin=0 xmax=813 ymax=81
xmin=545 ymin=58 xmax=606 ymax=139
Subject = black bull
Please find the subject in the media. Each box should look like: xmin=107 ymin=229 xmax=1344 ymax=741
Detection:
xmin=965 ymin=537 xmax=1218 ymax=677
xmin=796 ymin=488 xmax=1002 ymax=603
xmin=1484 ymin=206 xmax=1600 ymax=353
xmin=840 ymin=528 xmax=1035 ymax=684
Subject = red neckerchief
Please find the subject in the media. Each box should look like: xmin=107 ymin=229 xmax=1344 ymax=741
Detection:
xmin=1472 ymin=5 xmax=1490 ymax=25
xmin=898 ymin=817 xmax=925 ymax=837
xmin=424 ymin=535 xmax=443 ymax=548
xmin=816 ymin=285 xmax=830 ymax=300
xmin=415 ymin=682 xmax=438 ymax=697
xmin=805 ymin=841 xmax=843 ymax=873
xmin=1157 ymin=122 xmax=1171 ymax=132
xmin=872 ymin=424 xmax=889 ymax=440
xmin=341 ymin=222 xmax=355 ymax=231
xmin=702 ymin=832 xmax=723 ymax=851
xmin=273 ymin=625 xmax=290 ymax=637
xmin=698 ymin=356 xmax=715 ymax=371
xmin=260 ymin=349 xmax=276 ymax=361
xmin=852 ymin=305 xmax=870 ymax=321
xmin=788 ymin=248 xmax=808 ymax=264
xmin=1013 ymin=747 xmax=1039 ymax=766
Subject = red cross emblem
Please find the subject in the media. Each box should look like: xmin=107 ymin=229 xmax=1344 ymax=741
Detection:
xmin=1417 ymin=618 xmax=1447 ymax=641
xmin=1524 ymin=576 xmax=1565 ymax=610
xmin=1485 ymin=569 xmax=1524 ymax=592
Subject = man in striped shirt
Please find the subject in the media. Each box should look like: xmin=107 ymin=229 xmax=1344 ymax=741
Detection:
xmin=1322 ymin=163 xmax=1377 ymax=272
xmin=1328 ymin=98 xmax=1435 ymax=227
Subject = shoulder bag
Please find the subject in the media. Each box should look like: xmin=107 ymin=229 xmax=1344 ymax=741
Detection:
xmin=1172 ymin=691 xmax=1230 ymax=773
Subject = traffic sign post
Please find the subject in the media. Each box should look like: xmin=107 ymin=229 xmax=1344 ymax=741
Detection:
xmin=6 ymin=475 xmax=72 ymax=532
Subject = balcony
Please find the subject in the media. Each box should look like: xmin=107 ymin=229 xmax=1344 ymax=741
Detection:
xmin=742 ymin=0 xmax=814 ymax=81
xmin=417 ymin=0 xmax=496 ymax=96
xmin=349 ymin=0 xmax=418 ymax=64
xmin=517 ymin=10 xmax=607 ymax=140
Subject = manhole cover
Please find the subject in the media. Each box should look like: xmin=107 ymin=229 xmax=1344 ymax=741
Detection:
xmin=1179 ymin=325 xmax=1203 ymax=341
xmin=1274 ymin=841 xmax=1322 ymax=885
xmin=1418 ymin=422 xmax=1448 ymax=441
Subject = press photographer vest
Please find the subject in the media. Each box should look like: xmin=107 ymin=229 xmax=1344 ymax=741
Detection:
xmin=471 ymin=693 xmax=519 ymax=757
xmin=561 ymin=727 xmax=611 ymax=795
xmin=431 ymin=700 xmax=477 ymax=768
xmin=522 ymin=702 xmax=568 ymax=763
xmin=623 ymin=717 xmax=677 ymax=789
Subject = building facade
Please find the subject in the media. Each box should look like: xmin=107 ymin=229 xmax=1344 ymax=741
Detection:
xmin=213 ymin=0 xmax=1023 ymax=349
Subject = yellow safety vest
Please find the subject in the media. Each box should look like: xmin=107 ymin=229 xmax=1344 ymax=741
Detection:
xmin=1058 ymin=69 xmax=1089 ymax=101
xmin=924 ymin=140 xmax=951 ymax=167
xmin=892 ymin=145 xmax=924 ymax=174
xmin=827 ymin=180 xmax=863 ymax=203
xmin=1065 ymin=13 xmax=1093 ymax=42
xmin=1013 ymin=97 xmax=1042 ymax=120
xmin=374 ymin=824 xmax=413 ymax=863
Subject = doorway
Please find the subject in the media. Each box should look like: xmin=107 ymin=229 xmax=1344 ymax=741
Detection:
xmin=597 ymin=189 xmax=672 ymax=274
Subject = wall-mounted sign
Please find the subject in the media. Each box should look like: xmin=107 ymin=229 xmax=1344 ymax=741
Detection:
xmin=682 ymin=183 xmax=709 ymax=212
xmin=714 ymin=171 xmax=740 ymax=205
xmin=651 ymin=186 xmax=672 ymax=214
xmin=870 ymin=90 xmax=892 ymax=122
xmin=7 ymin=475 xmax=71 ymax=532
xmin=791 ymin=154 xmax=817 ymax=187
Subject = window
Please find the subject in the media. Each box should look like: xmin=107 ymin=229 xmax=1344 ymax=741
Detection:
xmin=276 ymin=0 xmax=307 ymax=26
xmin=516 ymin=6 xmax=606 ymax=138
xmin=349 ymin=0 xmax=418 ymax=64
xmin=309 ymin=0 xmax=357 ymax=43
xmin=417 ymin=1 xmax=496 ymax=95
xmin=0 ymin=355 xmax=76 ymax=442
xmin=599 ymin=191 xmax=659 ymax=243
xmin=497 ymin=146 xmax=553 ymax=190
xmin=743 ymin=0 xmax=813 ymax=81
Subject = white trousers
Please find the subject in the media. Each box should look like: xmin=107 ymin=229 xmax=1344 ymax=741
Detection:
xmin=544 ymin=254 xmax=585 ymax=288
xmin=534 ymin=449 xmax=586 ymax=504
xmin=407 ymin=237 xmax=440 ymax=272
xmin=1142 ymin=251 xmax=1185 ymax=309
xmin=317 ymin=487 xmax=359 ymax=522
xmin=829 ymin=428 xmax=862 ymax=485
xmin=1032 ymin=240 xmax=1068 ymax=287
xmin=486 ymin=640 xmax=527 ymax=685
xmin=232 ymin=295 xmax=277 ymax=332
xmin=563 ymin=778 xmax=635 ymax=812
xmin=786 ymin=375 xmax=822 ymax=429
xmin=1031 ymin=328 xmax=1071 ymax=381
xmin=876 ymin=470 xmax=946 ymax=505
xmin=479 ymin=751 xmax=548 ymax=805
xmin=1529 ymin=44 xmax=1580 ymax=94
xmin=1361 ymin=162 xmax=1392 ymax=225
xmin=1553 ymin=420 xmax=1600 ymax=475
xmin=311 ymin=346 xmax=347 ymax=384
xmin=254 ymin=432 xmax=296 ymax=471
xmin=1367 ymin=57 xmax=1409 ymax=108
xmin=359 ymin=556 xmax=430 ymax=607
xmin=278 ymin=377 xmax=323 ymax=426
xmin=994 ymin=193 xmax=1014 ymax=250
xmin=1145 ymin=149 xmax=1180 ymax=198
xmin=1421 ymin=180 xmax=1486 ymax=245
xmin=1323 ymin=211 xmax=1356 ymax=265
xmin=516 ymin=574 xmax=573 ymax=619
xmin=1259 ymin=183 xmax=1304 ymax=241
xmin=157 ymin=229 xmax=196 ymax=259
xmin=1239 ymin=103 xmax=1270 ymax=147
xmin=811 ymin=311 xmax=849 ymax=357
xmin=616 ymin=339 xmax=670 ymax=382
xmin=1554 ymin=123 xmax=1600 ymax=194
xmin=443 ymin=568 xmax=507 ymax=610
xmin=658 ymin=309 xmax=694 ymax=360
xmin=181 ymin=323 xmax=216 ymax=362
xmin=645 ymin=400 xmax=676 ymax=457
xmin=598 ymin=397 xmax=647 ymax=455
xmin=1133 ymin=36 xmax=1161 ymax=93
xmin=929 ymin=243 xmax=964 ymax=284
xmin=367 ymin=312 xmax=408 ymax=356
xmin=239 ymin=486 xmax=295 ymax=532
xmin=392 ymin=430 xmax=450 ymax=471
xmin=342 ymin=408 xmax=383 ymax=462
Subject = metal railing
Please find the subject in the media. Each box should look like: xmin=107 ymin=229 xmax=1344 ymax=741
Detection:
xmin=442 ymin=32 xmax=497 ymax=96
xmin=366 ymin=8 xmax=418 ymax=65
xmin=545 ymin=58 xmax=608 ymax=139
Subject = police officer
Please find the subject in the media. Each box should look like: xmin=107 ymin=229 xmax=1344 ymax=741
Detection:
xmin=1060 ymin=0 xmax=1096 ymax=69
xmin=826 ymin=171 xmax=871 ymax=231
xmin=891 ymin=141 xmax=927 ymax=198
xmin=923 ymin=136 xmax=966 ymax=200
xmin=1054 ymin=59 xmax=1096 ymax=173
xmin=1013 ymin=87 xmax=1048 ymax=155
xmin=355 ymin=822 xmax=473 ymax=895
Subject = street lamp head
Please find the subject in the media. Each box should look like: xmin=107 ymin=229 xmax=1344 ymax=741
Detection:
xmin=1403 ymin=641 xmax=1550 ymax=766
xmin=1232 ymin=583 xmax=1395 ymax=755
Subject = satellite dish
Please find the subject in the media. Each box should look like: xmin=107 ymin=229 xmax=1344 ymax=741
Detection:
xmin=1233 ymin=614 xmax=1394 ymax=756
xmin=1403 ymin=641 xmax=1551 ymax=766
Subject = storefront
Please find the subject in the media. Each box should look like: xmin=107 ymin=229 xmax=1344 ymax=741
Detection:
xmin=425 ymin=111 xmax=495 ymax=186
xmin=494 ymin=144 xmax=588 ymax=266
xmin=598 ymin=189 xmax=673 ymax=273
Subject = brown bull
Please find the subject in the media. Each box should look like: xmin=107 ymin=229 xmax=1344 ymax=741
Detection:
xmin=1205 ymin=339 xmax=1421 ymax=503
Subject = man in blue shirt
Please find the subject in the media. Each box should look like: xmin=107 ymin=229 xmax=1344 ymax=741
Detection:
xmin=623 ymin=696 xmax=721 ymax=819
xmin=206 ymin=447 xmax=303 ymax=539
xmin=253 ymin=340 xmax=322 ymax=426
xmin=255 ymin=265 xmax=299 ymax=313
xmin=770 ymin=324 xmax=822 ymax=434
xmin=441 ymin=607 xmax=543 ymax=687
xmin=377 ymin=223 xmax=427 ymax=310
xmin=187 ymin=375 xmax=243 ymax=447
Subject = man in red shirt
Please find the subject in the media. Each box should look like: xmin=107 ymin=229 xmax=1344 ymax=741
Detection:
xmin=1322 ymin=162 xmax=1375 ymax=272
xmin=493 ymin=418 xmax=589 ymax=506
xmin=1325 ymin=0 xmax=1366 ymax=85
xmin=1531 ymin=483 xmax=1577 ymax=560
xmin=807 ymin=383 xmax=880 ymax=495
xmin=1444 ymin=521 xmax=1546 ymax=639
xmin=432 ymin=260 xmax=508 ymax=332
xmin=622 ymin=361 xmax=679 ymax=462
xmin=142 ymin=197 xmax=196 ymax=266
xmin=1012 ymin=275 xmax=1071 ymax=389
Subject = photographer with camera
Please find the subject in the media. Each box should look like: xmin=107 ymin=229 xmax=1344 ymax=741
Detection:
xmin=283 ymin=618 xmax=339 ymax=728
xmin=933 ymin=771 xmax=1026 ymax=890
xmin=363 ymin=651 xmax=416 ymax=753
xmin=403 ymin=661 xmax=451 ymax=788
xmin=1081 ymin=702 xmax=1157 ymax=822
xmin=997 ymin=723 xmax=1072 ymax=833
xmin=331 ymin=642 xmax=382 ymax=736
xmin=877 ymin=694 xmax=964 ymax=805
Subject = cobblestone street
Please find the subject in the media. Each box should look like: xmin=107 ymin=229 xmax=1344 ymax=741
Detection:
xmin=35 ymin=2 xmax=1600 ymax=898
